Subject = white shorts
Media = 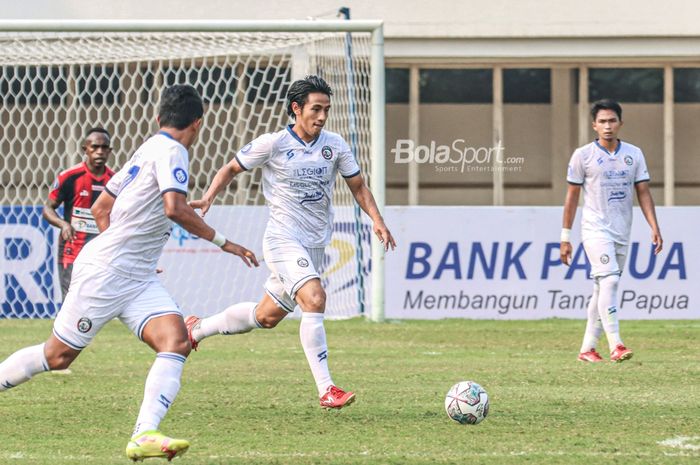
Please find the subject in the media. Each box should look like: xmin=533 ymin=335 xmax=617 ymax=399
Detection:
xmin=262 ymin=237 xmax=325 ymax=313
xmin=582 ymin=239 xmax=628 ymax=278
xmin=53 ymin=263 xmax=181 ymax=350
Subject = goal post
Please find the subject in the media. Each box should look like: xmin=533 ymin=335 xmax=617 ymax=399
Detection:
xmin=0 ymin=20 xmax=386 ymax=322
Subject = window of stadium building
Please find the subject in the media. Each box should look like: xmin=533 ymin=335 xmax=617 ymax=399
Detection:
xmin=419 ymin=69 xmax=492 ymax=103
xmin=674 ymin=68 xmax=700 ymax=103
xmin=386 ymin=67 xmax=409 ymax=104
xmin=587 ymin=68 xmax=663 ymax=103
xmin=504 ymin=68 xmax=551 ymax=104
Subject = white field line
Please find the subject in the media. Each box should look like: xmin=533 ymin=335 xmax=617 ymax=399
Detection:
xmin=658 ymin=436 xmax=700 ymax=451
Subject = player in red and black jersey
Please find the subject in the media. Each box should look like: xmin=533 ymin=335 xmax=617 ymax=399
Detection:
xmin=43 ymin=127 xmax=115 ymax=299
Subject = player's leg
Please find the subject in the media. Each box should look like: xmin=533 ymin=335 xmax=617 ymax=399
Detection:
xmin=578 ymin=278 xmax=604 ymax=362
xmin=186 ymin=289 xmax=291 ymax=349
xmin=0 ymin=335 xmax=70 ymax=391
xmin=606 ymin=244 xmax=633 ymax=362
xmin=585 ymin=239 xmax=632 ymax=362
xmin=294 ymin=278 xmax=354 ymax=409
xmin=58 ymin=262 xmax=73 ymax=301
xmin=121 ymin=282 xmax=191 ymax=461
xmin=1 ymin=263 xmax=116 ymax=391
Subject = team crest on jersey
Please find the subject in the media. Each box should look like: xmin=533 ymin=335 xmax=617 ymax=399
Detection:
xmin=624 ymin=155 xmax=633 ymax=166
xmin=173 ymin=167 xmax=188 ymax=184
xmin=297 ymin=257 xmax=309 ymax=268
xmin=321 ymin=146 xmax=333 ymax=160
xmin=77 ymin=317 xmax=92 ymax=333
xmin=600 ymin=254 xmax=610 ymax=265
xmin=241 ymin=143 xmax=253 ymax=154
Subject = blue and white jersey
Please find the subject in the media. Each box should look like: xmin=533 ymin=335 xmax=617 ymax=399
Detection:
xmin=77 ymin=132 xmax=190 ymax=280
xmin=236 ymin=125 xmax=361 ymax=247
xmin=567 ymin=140 xmax=650 ymax=245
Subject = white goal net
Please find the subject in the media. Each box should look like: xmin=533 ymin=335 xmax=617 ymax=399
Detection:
xmin=0 ymin=24 xmax=378 ymax=319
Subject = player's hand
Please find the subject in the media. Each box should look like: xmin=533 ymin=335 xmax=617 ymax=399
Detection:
xmin=652 ymin=230 xmax=663 ymax=255
xmin=560 ymin=241 xmax=572 ymax=266
xmin=61 ymin=223 xmax=76 ymax=242
xmin=189 ymin=197 xmax=212 ymax=217
xmin=222 ymin=241 xmax=260 ymax=268
xmin=374 ymin=221 xmax=397 ymax=252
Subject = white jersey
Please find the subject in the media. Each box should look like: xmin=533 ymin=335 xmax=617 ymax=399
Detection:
xmin=236 ymin=125 xmax=361 ymax=247
xmin=567 ymin=140 xmax=650 ymax=245
xmin=76 ymin=132 xmax=190 ymax=280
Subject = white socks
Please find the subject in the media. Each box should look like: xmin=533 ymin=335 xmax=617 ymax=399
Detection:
xmin=132 ymin=352 xmax=185 ymax=438
xmin=597 ymin=274 xmax=623 ymax=351
xmin=192 ymin=302 xmax=260 ymax=342
xmin=580 ymin=280 xmax=603 ymax=353
xmin=0 ymin=343 xmax=49 ymax=391
xmin=299 ymin=312 xmax=333 ymax=396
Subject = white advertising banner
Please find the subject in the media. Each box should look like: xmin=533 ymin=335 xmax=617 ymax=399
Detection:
xmin=384 ymin=207 xmax=696 ymax=320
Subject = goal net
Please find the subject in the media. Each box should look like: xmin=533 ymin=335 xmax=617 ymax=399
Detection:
xmin=0 ymin=25 xmax=377 ymax=319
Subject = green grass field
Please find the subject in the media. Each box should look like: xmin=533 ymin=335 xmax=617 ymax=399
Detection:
xmin=1 ymin=318 xmax=699 ymax=465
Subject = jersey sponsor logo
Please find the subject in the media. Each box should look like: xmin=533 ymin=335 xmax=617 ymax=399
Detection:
xmin=301 ymin=190 xmax=324 ymax=204
xmin=604 ymin=170 xmax=629 ymax=179
xmin=297 ymin=257 xmax=309 ymax=268
xmin=321 ymin=145 xmax=333 ymax=160
xmin=77 ymin=317 xmax=92 ymax=333
xmin=173 ymin=167 xmax=188 ymax=184
xmin=608 ymin=190 xmax=627 ymax=203
xmin=600 ymin=254 xmax=610 ymax=265
xmin=241 ymin=142 xmax=253 ymax=154
xmin=624 ymin=155 xmax=633 ymax=166
xmin=294 ymin=166 xmax=328 ymax=177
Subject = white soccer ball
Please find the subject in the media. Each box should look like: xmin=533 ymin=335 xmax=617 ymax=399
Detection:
xmin=444 ymin=381 xmax=489 ymax=425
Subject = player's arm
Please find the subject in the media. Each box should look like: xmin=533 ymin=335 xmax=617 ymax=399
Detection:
xmin=344 ymin=174 xmax=396 ymax=251
xmin=92 ymin=190 xmax=116 ymax=233
xmin=163 ymin=191 xmax=258 ymax=267
xmin=42 ymin=197 xmax=75 ymax=242
xmin=189 ymin=158 xmax=245 ymax=216
xmin=560 ymin=183 xmax=581 ymax=266
xmin=635 ymin=181 xmax=663 ymax=255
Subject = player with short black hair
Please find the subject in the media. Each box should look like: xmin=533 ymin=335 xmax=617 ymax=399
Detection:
xmin=43 ymin=127 xmax=115 ymax=299
xmin=561 ymin=99 xmax=662 ymax=363
xmin=0 ymin=84 xmax=258 ymax=461
xmin=187 ymin=75 xmax=396 ymax=410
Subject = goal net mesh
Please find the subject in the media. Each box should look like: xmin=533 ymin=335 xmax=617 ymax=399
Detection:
xmin=0 ymin=30 xmax=373 ymax=319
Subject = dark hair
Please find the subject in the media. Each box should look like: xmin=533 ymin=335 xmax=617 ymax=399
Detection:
xmin=85 ymin=127 xmax=110 ymax=139
xmin=158 ymin=85 xmax=204 ymax=129
xmin=591 ymin=99 xmax=622 ymax=121
xmin=286 ymin=75 xmax=333 ymax=119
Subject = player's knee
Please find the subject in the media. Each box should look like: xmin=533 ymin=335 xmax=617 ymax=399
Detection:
xmin=256 ymin=312 xmax=283 ymax=329
xmin=599 ymin=273 xmax=620 ymax=290
xmin=45 ymin=351 xmax=75 ymax=371
xmin=302 ymin=290 xmax=326 ymax=312
xmin=174 ymin=338 xmax=192 ymax=357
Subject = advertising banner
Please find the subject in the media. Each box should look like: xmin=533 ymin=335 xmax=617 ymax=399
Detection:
xmin=384 ymin=207 xmax=695 ymax=320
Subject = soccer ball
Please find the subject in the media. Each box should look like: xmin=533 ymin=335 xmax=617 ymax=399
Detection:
xmin=444 ymin=381 xmax=489 ymax=425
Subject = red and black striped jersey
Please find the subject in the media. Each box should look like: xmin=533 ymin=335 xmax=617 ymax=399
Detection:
xmin=48 ymin=162 xmax=115 ymax=265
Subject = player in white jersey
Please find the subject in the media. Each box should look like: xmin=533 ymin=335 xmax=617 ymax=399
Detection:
xmin=560 ymin=99 xmax=662 ymax=363
xmin=186 ymin=75 xmax=396 ymax=409
xmin=0 ymin=85 xmax=258 ymax=461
